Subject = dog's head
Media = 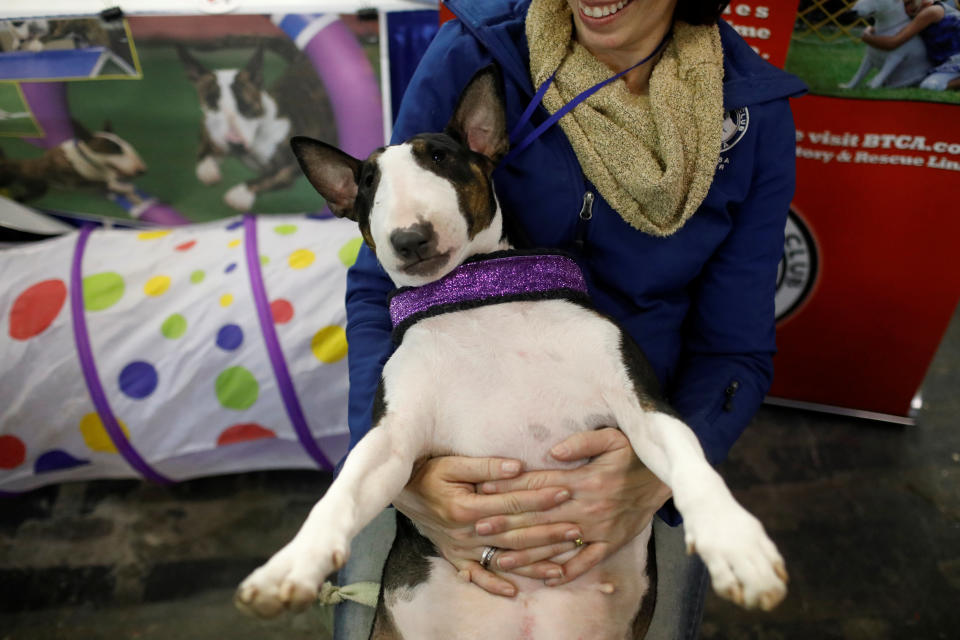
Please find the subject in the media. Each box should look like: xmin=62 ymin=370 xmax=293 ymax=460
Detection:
xmin=4 ymin=19 xmax=49 ymax=51
xmin=177 ymin=45 xmax=275 ymax=154
xmin=73 ymin=120 xmax=146 ymax=178
xmin=291 ymin=66 xmax=510 ymax=287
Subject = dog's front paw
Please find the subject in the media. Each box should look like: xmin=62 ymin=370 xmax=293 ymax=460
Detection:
xmin=838 ymin=81 xmax=855 ymax=89
xmin=196 ymin=156 xmax=221 ymax=185
xmin=224 ymin=183 xmax=255 ymax=211
xmin=684 ymin=500 xmax=787 ymax=611
xmin=235 ymin=541 xmax=350 ymax=618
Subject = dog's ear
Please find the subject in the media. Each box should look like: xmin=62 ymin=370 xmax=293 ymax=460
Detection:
xmin=71 ymin=119 xmax=93 ymax=142
xmin=242 ymin=45 xmax=265 ymax=88
xmin=175 ymin=44 xmax=210 ymax=82
xmin=102 ymin=120 xmax=113 ymax=134
xmin=290 ymin=136 xmax=361 ymax=221
xmin=445 ymin=65 xmax=509 ymax=164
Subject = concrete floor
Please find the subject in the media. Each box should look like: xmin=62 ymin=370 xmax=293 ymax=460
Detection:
xmin=2 ymin=305 xmax=958 ymax=639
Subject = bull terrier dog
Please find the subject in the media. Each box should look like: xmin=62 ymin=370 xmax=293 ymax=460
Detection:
xmin=236 ymin=66 xmax=788 ymax=640
xmin=0 ymin=120 xmax=146 ymax=204
xmin=840 ymin=0 xmax=931 ymax=89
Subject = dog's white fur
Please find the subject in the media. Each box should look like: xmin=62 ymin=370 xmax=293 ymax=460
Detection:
xmin=841 ymin=0 xmax=931 ymax=89
xmin=237 ymin=70 xmax=786 ymax=638
xmin=197 ymin=69 xmax=291 ymax=212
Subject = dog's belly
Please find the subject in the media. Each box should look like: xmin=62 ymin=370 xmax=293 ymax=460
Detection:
xmin=390 ymin=300 xmax=629 ymax=468
xmin=381 ymin=300 xmax=654 ymax=638
xmin=389 ymin=526 xmax=652 ymax=640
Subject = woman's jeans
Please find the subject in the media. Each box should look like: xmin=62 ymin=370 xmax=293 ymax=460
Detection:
xmin=333 ymin=508 xmax=708 ymax=640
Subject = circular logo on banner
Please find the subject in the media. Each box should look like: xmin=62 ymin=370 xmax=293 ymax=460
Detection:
xmin=775 ymin=209 xmax=818 ymax=322
xmin=720 ymin=107 xmax=749 ymax=152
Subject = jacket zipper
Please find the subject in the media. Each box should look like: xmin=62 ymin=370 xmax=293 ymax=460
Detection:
xmin=574 ymin=190 xmax=594 ymax=252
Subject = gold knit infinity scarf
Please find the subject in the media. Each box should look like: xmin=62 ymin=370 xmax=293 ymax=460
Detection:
xmin=526 ymin=0 xmax=724 ymax=236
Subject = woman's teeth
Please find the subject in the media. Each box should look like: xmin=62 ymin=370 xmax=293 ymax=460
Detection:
xmin=579 ymin=1 xmax=629 ymax=18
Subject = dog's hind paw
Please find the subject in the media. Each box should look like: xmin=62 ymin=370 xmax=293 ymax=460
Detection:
xmin=234 ymin=542 xmax=350 ymax=618
xmin=684 ymin=501 xmax=787 ymax=611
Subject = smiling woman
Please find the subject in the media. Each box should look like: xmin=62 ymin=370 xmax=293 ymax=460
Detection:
xmin=337 ymin=0 xmax=806 ymax=638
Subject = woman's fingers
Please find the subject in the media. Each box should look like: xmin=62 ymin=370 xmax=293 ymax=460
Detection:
xmin=458 ymin=486 xmax=571 ymax=522
xmin=545 ymin=542 xmax=609 ymax=586
xmin=479 ymin=522 xmax=582 ymax=551
xmin=549 ymin=427 xmax=629 ymax=462
xmin=452 ymin=559 xmax=517 ymax=598
xmin=495 ymin=540 xmax=579 ymax=572
xmin=435 ymin=456 xmax=524 ymax=483
xmin=504 ymin=560 xmax=567 ymax=580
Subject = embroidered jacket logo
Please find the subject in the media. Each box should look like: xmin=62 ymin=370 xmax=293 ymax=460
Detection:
xmin=775 ymin=210 xmax=818 ymax=322
xmin=720 ymin=107 xmax=749 ymax=153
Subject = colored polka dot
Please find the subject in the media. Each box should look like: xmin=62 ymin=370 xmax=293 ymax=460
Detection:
xmin=271 ymin=299 xmax=294 ymax=324
xmin=119 ymin=361 xmax=158 ymax=399
xmin=215 ymin=366 xmax=259 ymax=410
xmin=338 ymin=237 xmax=364 ymax=268
xmin=228 ymin=239 xmax=241 ymax=249
xmin=217 ymin=423 xmax=276 ymax=446
xmin=35 ymin=449 xmax=89 ymax=474
xmin=216 ymin=324 xmax=244 ymax=350
xmin=162 ymin=313 xmax=187 ymax=339
xmin=83 ymin=272 xmax=125 ymax=311
xmin=311 ymin=325 xmax=348 ymax=363
xmin=220 ymin=293 xmax=234 ymax=307
xmin=225 ymin=263 xmax=237 ymax=274
xmin=176 ymin=240 xmax=197 ymax=251
xmin=0 ymin=435 xmax=26 ymax=469
xmin=190 ymin=270 xmax=205 ymax=284
xmin=9 ymin=279 xmax=67 ymax=340
xmin=289 ymin=248 xmax=315 ymax=270
xmin=137 ymin=230 xmax=171 ymax=240
xmin=260 ymin=255 xmax=270 ymax=266
xmin=274 ymin=224 xmax=298 ymax=236
xmin=144 ymin=275 xmax=171 ymax=297
xmin=79 ymin=413 xmax=130 ymax=453
xmin=226 ymin=220 xmax=244 ymax=231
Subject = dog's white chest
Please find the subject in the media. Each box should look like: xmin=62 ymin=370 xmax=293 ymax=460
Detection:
xmin=384 ymin=299 xmax=622 ymax=466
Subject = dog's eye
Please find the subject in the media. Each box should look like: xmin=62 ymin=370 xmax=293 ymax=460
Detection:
xmin=431 ymin=150 xmax=445 ymax=164
xmin=363 ymin=173 xmax=374 ymax=188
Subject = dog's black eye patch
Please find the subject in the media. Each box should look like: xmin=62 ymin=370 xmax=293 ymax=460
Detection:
xmin=409 ymin=134 xmax=497 ymax=239
xmin=232 ymin=71 xmax=264 ymax=119
xmin=353 ymin=151 xmax=383 ymax=247
xmin=86 ymin=135 xmax=123 ymax=155
xmin=197 ymin=75 xmax=221 ymax=110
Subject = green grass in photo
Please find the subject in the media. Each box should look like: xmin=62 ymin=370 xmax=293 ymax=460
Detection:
xmin=0 ymin=83 xmax=42 ymax=137
xmin=785 ymin=38 xmax=960 ymax=104
xmin=0 ymin=40 xmax=382 ymax=222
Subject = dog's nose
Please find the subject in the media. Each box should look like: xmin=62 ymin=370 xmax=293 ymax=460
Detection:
xmin=390 ymin=224 xmax=433 ymax=260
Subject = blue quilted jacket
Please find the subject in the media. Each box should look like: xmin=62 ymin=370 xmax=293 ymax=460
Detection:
xmin=343 ymin=0 xmax=806 ymax=518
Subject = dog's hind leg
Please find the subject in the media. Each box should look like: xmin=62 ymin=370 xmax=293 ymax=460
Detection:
xmin=602 ymin=334 xmax=787 ymax=611
xmin=236 ymin=381 xmax=433 ymax=619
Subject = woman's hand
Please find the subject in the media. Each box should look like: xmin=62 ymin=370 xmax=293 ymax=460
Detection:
xmin=392 ymin=455 xmax=581 ymax=597
xmin=477 ymin=428 xmax=672 ymax=586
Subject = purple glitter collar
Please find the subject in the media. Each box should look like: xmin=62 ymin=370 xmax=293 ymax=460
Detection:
xmin=388 ymin=251 xmax=590 ymax=342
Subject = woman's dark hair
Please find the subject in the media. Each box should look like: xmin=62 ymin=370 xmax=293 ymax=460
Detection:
xmin=674 ymin=0 xmax=731 ymax=25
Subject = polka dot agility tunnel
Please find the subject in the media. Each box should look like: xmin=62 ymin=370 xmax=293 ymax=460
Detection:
xmin=0 ymin=214 xmax=362 ymax=492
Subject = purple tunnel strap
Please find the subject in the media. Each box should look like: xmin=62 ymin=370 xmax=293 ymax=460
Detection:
xmin=389 ymin=252 xmax=589 ymax=329
xmin=242 ymin=215 xmax=333 ymax=471
xmin=70 ymin=226 xmax=173 ymax=484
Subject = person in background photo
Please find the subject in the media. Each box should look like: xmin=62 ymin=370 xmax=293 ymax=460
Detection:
xmin=336 ymin=1 xmax=805 ymax=638
xmin=862 ymin=0 xmax=960 ymax=90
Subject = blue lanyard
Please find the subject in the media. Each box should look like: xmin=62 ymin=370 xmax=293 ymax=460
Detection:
xmin=501 ymin=28 xmax=673 ymax=168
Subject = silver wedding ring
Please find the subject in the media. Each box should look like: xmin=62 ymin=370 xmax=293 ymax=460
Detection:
xmin=479 ymin=545 xmax=498 ymax=569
